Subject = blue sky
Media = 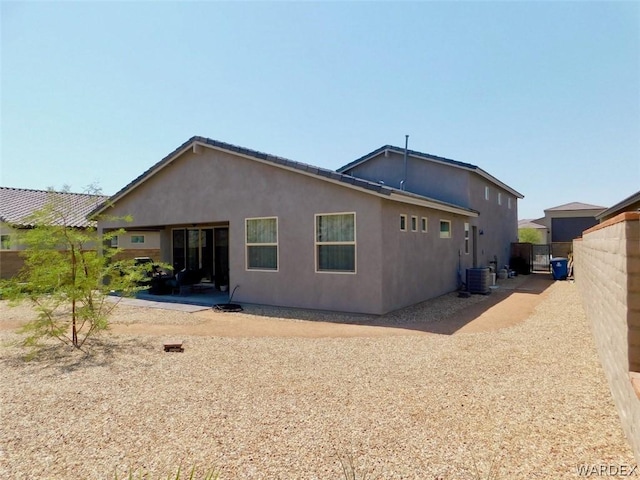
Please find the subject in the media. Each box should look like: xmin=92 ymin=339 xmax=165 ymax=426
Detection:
xmin=1 ymin=1 xmax=638 ymax=220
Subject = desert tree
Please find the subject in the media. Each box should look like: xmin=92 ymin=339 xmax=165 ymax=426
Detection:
xmin=518 ymin=227 xmax=542 ymax=244
xmin=1 ymin=185 xmax=150 ymax=351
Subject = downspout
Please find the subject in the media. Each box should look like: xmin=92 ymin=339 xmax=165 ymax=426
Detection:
xmin=401 ymin=134 xmax=409 ymax=191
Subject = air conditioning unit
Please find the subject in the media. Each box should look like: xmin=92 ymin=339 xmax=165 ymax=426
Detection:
xmin=466 ymin=267 xmax=491 ymax=294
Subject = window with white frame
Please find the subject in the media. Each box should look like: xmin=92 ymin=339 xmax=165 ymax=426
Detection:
xmin=110 ymin=235 xmax=119 ymax=248
xmin=464 ymin=223 xmax=470 ymax=254
xmin=316 ymin=213 xmax=356 ymax=273
xmin=508 ymin=197 xmax=512 ymax=209
xmin=246 ymin=217 xmax=278 ymax=270
xmin=411 ymin=216 xmax=418 ymax=232
xmin=440 ymin=220 xmax=451 ymax=239
xmin=421 ymin=217 xmax=428 ymax=233
xmin=131 ymin=235 xmax=145 ymax=244
xmin=400 ymin=214 xmax=407 ymax=231
xmin=0 ymin=234 xmax=11 ymax=250
xmin=485 ymin=186 xmax=490 ymax=200
xmin=498 ymin=192 xmax=502 ymax=205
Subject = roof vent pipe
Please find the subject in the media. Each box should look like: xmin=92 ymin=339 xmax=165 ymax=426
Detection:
xmin=401 ymin=135 xmax=409 ymax=191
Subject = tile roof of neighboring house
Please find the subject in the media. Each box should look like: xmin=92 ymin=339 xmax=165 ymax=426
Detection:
xmin=91 ymin=136 xmax=479 ymax=218
xmin=596 ymin=190 xmax=640 ymax=220
xmin=544 ymin=201 xmax=606 ymax=212
xmin=518 ymin=219 xmax=546 ymax=229
xmin=0 ymin=187 xmax=108 ymax=228
xmin=337 ymin=145 xmax=524 ymax=198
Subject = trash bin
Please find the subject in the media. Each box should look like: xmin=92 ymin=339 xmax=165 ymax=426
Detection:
xmin=550 ymin=257 xmax=568 ymax=280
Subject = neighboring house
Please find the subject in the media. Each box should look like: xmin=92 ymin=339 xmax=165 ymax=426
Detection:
xmin=538 ymin=202 xmax=606 ymax=242
xmin=0 ymin=187 xmax=160 ymax=279
xmin=93 ymin=136 xmax=522 ymax=314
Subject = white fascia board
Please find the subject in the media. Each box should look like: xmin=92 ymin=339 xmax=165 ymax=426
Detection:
xmin=474 ymin=169 xmax=524 ymax=198
xmin=388 ymin=193 xmax=478 ymax=217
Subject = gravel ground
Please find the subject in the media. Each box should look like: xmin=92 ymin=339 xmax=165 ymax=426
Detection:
xmin=0 ymin=280 xmax=636 ymax=479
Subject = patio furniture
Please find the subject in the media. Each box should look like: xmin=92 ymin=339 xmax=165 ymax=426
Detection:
xmin=171 ymin=269 xmax=204 ymax=295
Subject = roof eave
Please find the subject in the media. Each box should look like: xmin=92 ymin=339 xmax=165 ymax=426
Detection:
xmin=94 ymin=138 xmax=475 ymax=219
xmin=338 ymin=146 xmax=524 ymax=199
xmin=596 ymin=191 xmax=640 ymax=220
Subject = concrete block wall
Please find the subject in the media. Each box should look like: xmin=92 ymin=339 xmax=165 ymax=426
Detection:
xmin=574 ymin=212 xmax=640 ymax=462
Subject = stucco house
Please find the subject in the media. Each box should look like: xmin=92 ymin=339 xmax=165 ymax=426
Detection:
xmin=0 ymin=187 xmax=159 ymax=279
xmin=93 ymin=136 xmax=523 ymax=314
xmin=538 ymin=202 xmax=606 ymax=242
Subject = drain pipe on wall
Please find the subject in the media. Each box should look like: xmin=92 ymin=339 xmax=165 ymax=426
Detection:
xmin=401 ymin=135 xmax=409 ymax=191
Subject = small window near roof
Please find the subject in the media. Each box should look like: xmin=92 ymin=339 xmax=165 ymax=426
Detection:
xmin=440 ymin=220 xmax=451 ymax=239
xmin=464 ymin=223 xmax=470 ymax=254
xmin=411 ymin=216 xmax=418 ymax=232
xmin=498 ymin=192 xmax=502 ymax=205
xmin=485 ymin=186 xmax=490 ymax=201
xmin=131 ymin=235 xmax=145 ymax=244
xmin=508 ymin=197 xmax=512 ymax=209
xmin=400 ymin=214 xmax=407 ymax=231
xmin=421 ymin=217 xmax=428 ymax=233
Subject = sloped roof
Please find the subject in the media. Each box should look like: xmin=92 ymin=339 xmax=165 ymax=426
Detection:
xmin=92 ymin=136 xmax=478 ymax=218
xmin=518 ymin=219 xmax=546 ymax=229
xmin=0 ymin=187 xmax=108 ymax=228
xmin=596 ymin=190 xmax=640 ymax=220
xmin=337 ymin=145 xmax=524 ymax=199
xmin=545 ymin=201 xmax=606 ymax=212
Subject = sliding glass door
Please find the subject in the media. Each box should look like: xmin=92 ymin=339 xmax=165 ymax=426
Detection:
xmin=172 ymin=228 xmax=215 ymax=282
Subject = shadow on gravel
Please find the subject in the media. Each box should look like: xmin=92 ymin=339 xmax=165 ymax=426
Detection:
xmin=0 ymin=335 xmax=156 ymax=374
xmin=237 ymin=272 xmax=556 ymax=335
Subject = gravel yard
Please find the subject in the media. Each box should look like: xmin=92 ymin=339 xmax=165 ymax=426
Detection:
xmin=0 ymin=278 xmax=636 ymax=479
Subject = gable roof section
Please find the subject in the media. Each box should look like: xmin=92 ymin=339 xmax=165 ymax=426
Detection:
xmin=518 ymin=219 xmax=546 ymax=229
xmin=337 ymin=145 xmax=524 ymax=199
xmin=92 ymin=136 xmax=478 ymax=218
xmin=544 ymin=201 xmax=606 ymax=212
xmin=0 ymin=187 xmax=108 ymax=228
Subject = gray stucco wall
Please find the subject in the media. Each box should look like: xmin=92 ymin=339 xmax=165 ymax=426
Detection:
xmin=343 ymin=151 xmax=471 ymax=208
xmin=99 ymin=147 xmax=386 ymax=314
xmin=468 ymin=175 xmax=519 ymax=269
xmin=380 ymin=201 xmax=473 ymax=312
xmin=99 ymin=143 xmax=519 ymax=314
xmin=343 ymin=151 xmax=519 ymax=270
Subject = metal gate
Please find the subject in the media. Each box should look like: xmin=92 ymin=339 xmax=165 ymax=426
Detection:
xmin=532 ymin=244 xmax=551 ymax=271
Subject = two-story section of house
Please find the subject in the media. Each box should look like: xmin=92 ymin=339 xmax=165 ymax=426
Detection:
xmin=337 ymin=145 xmax=523 ymax=270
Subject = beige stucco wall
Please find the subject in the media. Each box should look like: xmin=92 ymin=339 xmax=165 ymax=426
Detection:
xmin=0 ymin=223 xmax=162 ymax=279
xmin=574 ymin=213 xmax=640 ymax=462
xmin=112 ymin=231 xmax=161 ymax=250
